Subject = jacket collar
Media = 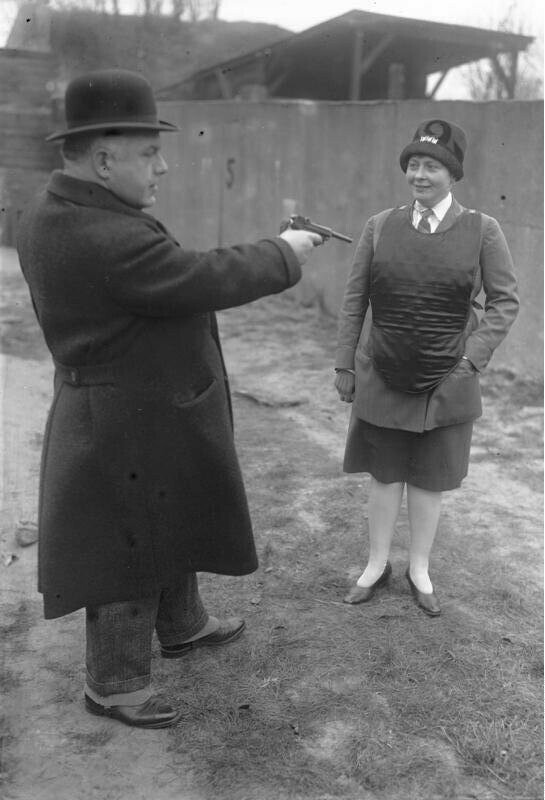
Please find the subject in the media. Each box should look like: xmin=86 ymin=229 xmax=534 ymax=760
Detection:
xmin=46 ymin=170 xmax=153 ymax=221
xmin=436 ymin=196 xmax=465 ymax=231
xmin=414 ymin=192 xmax=453 ymax=222
xmin=404 ymin=196 xmax=465 ymax=232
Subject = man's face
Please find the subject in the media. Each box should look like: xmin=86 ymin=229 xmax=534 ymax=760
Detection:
xmin=103 ymin=133 xmax=168 ymax=209
xmin=405 ymin=154 xmax=454 ymax=208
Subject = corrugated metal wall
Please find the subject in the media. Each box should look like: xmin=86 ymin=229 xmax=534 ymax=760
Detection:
xmin=155 ymin=98 xmax=543 ymax=376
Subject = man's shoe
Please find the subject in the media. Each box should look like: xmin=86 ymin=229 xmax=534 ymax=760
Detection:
xmin=84 ymin=694 xmax=182 ymax=728
xmin=161 ymin=616 xmax=246 ymax=659
xmin=343 ymin=562 xmax=392 ymax=604
xmin=405 ymin=569 xmax=441 ymax=617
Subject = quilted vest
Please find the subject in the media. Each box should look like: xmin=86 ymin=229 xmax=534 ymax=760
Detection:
xmin=370 ymin=206 xmax=481 ymax=393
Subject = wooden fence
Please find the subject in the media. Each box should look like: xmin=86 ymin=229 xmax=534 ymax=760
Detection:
xmin=155 ymin=98 xmax=543 ymax=376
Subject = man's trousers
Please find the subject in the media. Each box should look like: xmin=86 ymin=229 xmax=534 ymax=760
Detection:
xmin=85 ymin=573 xmax=208 ymax=706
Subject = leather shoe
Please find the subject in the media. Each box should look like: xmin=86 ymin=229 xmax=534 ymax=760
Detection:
xmin=161 ymin=616 xmax=246 ymax=659
xmin=84 ymin=693 xmax=182 ymax=728
xmin=405 ymin=569 xmax=441 ymax=617
xmin=343 ymin=562 xmax=392 ymax=604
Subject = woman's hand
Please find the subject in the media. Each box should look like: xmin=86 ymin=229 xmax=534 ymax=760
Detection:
xmin=454 ymin=356 xmax=478 ymax=376
xmin=334 ymin=370 xmax=355 ymax=402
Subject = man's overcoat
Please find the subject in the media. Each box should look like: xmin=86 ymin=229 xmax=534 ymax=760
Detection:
xmin=17 ymin=171 xmax=302 ymax=619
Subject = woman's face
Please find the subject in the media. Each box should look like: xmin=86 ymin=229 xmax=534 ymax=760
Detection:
xmin=406 ymin=155 xmax=454 ymax=208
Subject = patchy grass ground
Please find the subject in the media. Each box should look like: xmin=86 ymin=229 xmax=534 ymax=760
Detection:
xmin=1 ymin=249 xmax=543 ymax=800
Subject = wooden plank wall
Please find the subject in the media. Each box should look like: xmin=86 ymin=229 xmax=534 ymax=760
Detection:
xmin=0 ymin=49 xmax=60 ymax=242
xmin=0 ymin=49 xmax=56 ymax=107
xmin=0 ymin=110 xmax=59 ymax=171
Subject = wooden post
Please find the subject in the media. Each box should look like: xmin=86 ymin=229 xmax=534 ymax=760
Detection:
xmin=350 ymin=29 xmax=364 ymax=101
xmin=427 ymin=70 xmax=450 ymax=99
xmin=215 ymin=68 xmax=233 ymax=99
xmin=508 ymin=50 xmax=519 ymax=98
xmin=490 ymin=52 xmax=518 ymax=99
xmin=388 ymin=63 xmax=406 ymax=99
xmin=351 ymin=32 xmax=396 ymax=100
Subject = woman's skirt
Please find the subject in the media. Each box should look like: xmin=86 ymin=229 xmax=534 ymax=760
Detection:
xmin=343 ymin=416 xmax=473 ymax=492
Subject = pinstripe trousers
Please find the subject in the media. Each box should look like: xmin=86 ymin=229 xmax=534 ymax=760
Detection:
xmin=85 ymin=573 xmax=208 ymax=704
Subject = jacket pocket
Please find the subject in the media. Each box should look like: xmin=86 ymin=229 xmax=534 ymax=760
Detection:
xmin=429 ymin=368 xmax=482 ymax=428
xmin=172 ymin=378 xmax=217 ymax=410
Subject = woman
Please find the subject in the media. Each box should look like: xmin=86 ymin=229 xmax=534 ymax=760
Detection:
xmin=335 ymin=119 xmax=519 ymax=616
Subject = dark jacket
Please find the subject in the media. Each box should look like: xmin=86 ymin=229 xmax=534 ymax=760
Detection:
xmin=335 ymin=198 xmax=519 ymax=432
xmin=17 ymin=171 xmax=302 ymax=619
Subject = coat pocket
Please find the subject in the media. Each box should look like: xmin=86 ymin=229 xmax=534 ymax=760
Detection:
xmin=172 ymin=378 xmax=217 ymax=410
xmin=429 ymin=367 xmax=482 ymax=428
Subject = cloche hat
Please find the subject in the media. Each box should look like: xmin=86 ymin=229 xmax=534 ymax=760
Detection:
xmin=399 ymin=119 xmax=467 ymax=181
xmin=46 ymin=69 xmax=179 ymax=142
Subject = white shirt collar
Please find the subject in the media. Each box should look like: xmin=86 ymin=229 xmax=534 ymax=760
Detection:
xmin=414 ymin=192 xmax=452 ymax=222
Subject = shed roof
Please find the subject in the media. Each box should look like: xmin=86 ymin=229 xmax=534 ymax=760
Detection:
xmin=157 ymin=9 xmax=533 ymax=100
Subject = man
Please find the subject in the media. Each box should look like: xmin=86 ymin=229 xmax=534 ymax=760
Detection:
xmin=16 ymin=69 xmax=322 ymax=729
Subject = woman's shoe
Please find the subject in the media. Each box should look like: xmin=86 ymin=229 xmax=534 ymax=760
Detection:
xmin=405 ymin=569 xmax=441 ymax=617
xmin=343 ymin=562 xmax=392 ymax=604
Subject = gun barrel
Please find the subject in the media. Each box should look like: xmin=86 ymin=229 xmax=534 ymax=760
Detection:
xmin=289 ymin=214 xmax=353 ymax=244
xmin=330 ymin=230 xmax=353 ymax=244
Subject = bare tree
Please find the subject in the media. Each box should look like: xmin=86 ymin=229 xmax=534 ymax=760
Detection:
xmin=186 ymin=0 xmax=221 ymax=22
xmin=463 ymin=3 xmax=543 ymax=100
xmin=170 ymin=0 xmax=185 ymax=19
xmin=138 ymin=0 xmax=165 ymax=16
xmin=19 ymin=0 xmax=220 ymax=19
xmin=51 ymin=0 xmax=121 ymax=13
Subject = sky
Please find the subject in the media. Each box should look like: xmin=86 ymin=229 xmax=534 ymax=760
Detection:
xmin=217 ymin=0 xmax=542 ymax=36
xmin=1 ymin=0 xmax=542 ymax=94
xmin=1 ymin=0 xmax=543 ymax=41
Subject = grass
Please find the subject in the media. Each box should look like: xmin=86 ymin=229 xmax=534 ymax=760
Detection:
xmin=158 ymin=295 xmax=545 ymax=800
xmin=151 ymin=302 xmax=542 ymax=799
xmin=1 ymin=289 xmax=542 ymax=800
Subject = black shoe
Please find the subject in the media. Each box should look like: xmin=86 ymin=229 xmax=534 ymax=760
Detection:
xmin=343 ymin=562 xmax=392 ymax=604
xmin=84 ymin=694 xmax=182 ymax=728
xmin=161 ymin=617 xmax=246 ymax=659
xmin=405 ymin=569 xmax=441 ymax=617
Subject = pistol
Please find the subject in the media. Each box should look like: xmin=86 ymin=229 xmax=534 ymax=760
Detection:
xmin=288 ymin=214 xmax=353 ymax=244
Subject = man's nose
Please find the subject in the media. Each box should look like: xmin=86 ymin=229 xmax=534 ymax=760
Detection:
xmin=155 ymin=154 xmax=168 ymax=174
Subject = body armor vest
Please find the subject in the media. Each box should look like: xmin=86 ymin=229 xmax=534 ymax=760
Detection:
xmin=370 ymin=206 xmax=481 ymax=394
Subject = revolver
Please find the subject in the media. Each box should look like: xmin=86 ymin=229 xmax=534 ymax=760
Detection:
xmin=287 ymin=214 xmax=353 ymax=244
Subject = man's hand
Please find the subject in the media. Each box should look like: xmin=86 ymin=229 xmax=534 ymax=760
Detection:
xmin=334 ymin=370 xmax=355 ymax=403
xmin=279 ymin=229 xmax=323 ymax=265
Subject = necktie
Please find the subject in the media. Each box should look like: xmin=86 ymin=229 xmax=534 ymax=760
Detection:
xmin=417 ymin=207 xmax=434 ymax=233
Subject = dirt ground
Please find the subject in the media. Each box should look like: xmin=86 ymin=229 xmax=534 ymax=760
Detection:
xmin=0 ymin=245 xmax=542 ymax=800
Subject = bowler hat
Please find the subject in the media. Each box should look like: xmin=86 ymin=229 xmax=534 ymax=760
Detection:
xmin=46 ymin=69 xmax=179 ymax=142
xmin=399 ymin=119 xmax=467 ymax=181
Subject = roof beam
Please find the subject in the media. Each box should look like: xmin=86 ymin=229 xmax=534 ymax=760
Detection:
xmin=427 ymin=69 xmax=450 ymax=99
xmin=490 ymin=51 xmax=518 ymax=98
xmin=359 ymin=33 xmax=395 ymax=76
xmin=350 ymin=30 xmax=395 ymax=100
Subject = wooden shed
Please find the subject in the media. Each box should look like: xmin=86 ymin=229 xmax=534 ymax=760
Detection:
xmin=157 ymin=10 xmax=533 ymax=102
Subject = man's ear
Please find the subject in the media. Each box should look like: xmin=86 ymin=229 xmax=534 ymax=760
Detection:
xmin=91 ymin=147 xmax=113 ymax=180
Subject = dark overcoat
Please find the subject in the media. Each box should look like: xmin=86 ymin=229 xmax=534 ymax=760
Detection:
xmin=16 ymin=171 xmax=302 ymax=619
